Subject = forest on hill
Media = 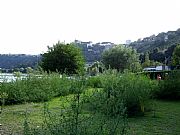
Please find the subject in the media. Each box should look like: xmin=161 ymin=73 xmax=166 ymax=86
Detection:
xmin=0 ymin=54 xmax=41 ymax=71
xmin=130 ymin=28 xmax=180 ymax=64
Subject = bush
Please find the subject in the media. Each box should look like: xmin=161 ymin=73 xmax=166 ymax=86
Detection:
xmin=87 ymin=70 xmax=157 ymax=117
xmin=86 ymin=76 xmax=103 ymax=88
xmin=23 ymin=88 xmax=128 ymax=135
xmin=155 ymin=70 xmax=180 ymax=100
xmin=0 ymin=73 xmax=72 ymax=104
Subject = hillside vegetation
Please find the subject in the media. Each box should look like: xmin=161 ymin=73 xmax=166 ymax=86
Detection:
xmin=130 ymin=28 xmax=180 ymax=64
xmin=0 ymin=54 xmax=41 ymax=71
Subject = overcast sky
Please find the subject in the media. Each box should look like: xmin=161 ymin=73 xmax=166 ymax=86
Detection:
xmin=0 ymin=0 xmax=180 ymax=54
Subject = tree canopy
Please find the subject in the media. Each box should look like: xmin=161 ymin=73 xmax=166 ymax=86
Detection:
xmin=41 ymin=42 xmax=85 ymax=74
xmin=172 ymin=44 xmax=180 ymax=67
xmin=102 ymin=45 xmax=141 ymax=72
xmin=142 ymin=52 xmax=151 ymax=68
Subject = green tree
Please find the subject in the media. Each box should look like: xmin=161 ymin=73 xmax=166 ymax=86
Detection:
xmin=172 ymin=44 xmax=180 ymax=67
xmin=41 ymin=42 xmax=85 ymax=74
xmin=142 ymin=52 xmax=151 ymax=68
xmin=102 ymin=45 xmax=141 ymax=72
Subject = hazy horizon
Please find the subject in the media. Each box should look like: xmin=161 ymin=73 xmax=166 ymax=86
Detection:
xmin=0 ymin=0 xmax=180 ymax=54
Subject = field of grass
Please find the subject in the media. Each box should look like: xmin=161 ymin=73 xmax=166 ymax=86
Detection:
xmin=1 ymin=71 xmax=180 ymax=134
xmin=1 ymin=94 xmax=180 ymax=135
xmin=128 ymin=100 xmax=180 ymax=135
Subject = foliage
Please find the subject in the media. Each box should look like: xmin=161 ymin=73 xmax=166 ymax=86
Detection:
xmin=130 ymin=29 xmax=180 ymax=65
xmin=2 ymin=98 xmax=180 ymax=135
xmin=0 ymin=92 xmax=8 ymax=112
xmin=154 ymin=70 xmax=180 ymax=100
xmin=149 ymin=51 xmax=165 ymax=63
xmin=0 ymin=54 xmax=40 ymax=71
xmin=87 ymin=70 xmax=157 ymax=117
xmin=75 ymin=41 xmax=107 ymax=63
xmin=41 ymin=42 xmax=85 ymax=74
xmin=172 ymin=44 xmax=180 ymax=67
xmin=86 ymin=76 xmax=103 ymax=88
xmin=102 ymin=45 xmax=141 ymax=72
xmin=141 ymin=52 xmax=162 ymax=68
xmin=0 ymin=73 xmax=72 ymax=104
xmin=22 ymin=78 xmax=128 ymax=135
xmin=2 ymin=71 xmax=180 ymax=134
xmin=142 ymin=52 xmax=151 ymax=68
xmin=130 ymin=28 xmax=180 ymax=53
xmin=87 ymin=61 xmax=105 ymax=76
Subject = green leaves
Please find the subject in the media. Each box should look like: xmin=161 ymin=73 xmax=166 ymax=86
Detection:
xmin=102 ymin=45 xmax=141 ymax=72
xmin=87 ymin=71 xmax=157 ymax=117
xmin=172 ymin=44 xmax=180 ymax=67
xmin=41 ymin=42 xmax=85 ymax=74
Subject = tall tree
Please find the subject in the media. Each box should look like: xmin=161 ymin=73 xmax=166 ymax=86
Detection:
xmin=102 ymin=45 xmax=141 ymax=72
xmin=142 ymin=52 xmax=151 ymax=68
xmin=41 ymin=42 xmax=85 ymax=74
xmin=172 ymin=44 xmax=180 ymax=67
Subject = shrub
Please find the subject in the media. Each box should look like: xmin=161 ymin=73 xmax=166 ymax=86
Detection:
xmin=86 ymin=76 xmax=103 ymax=88
xmin=23 ymin=89 xmax=128 ymax=135
xmin=0 ymin=73 xmax=72 ymax=104
xmin=155 ymin=70 xmax=180 ymax=100
xmin=87 ymin=70 xmax=157 ymax=117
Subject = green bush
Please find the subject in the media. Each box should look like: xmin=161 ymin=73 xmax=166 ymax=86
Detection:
xmin=0 ymin=73 xmax=72 ymax=104
xmin=86 ymin=76 xmax=103 ymax=88
xmin=87 ymin=71 xmax=157 ymax=117
xmin=23 ymin=89 xmax=128 ymax=135
xmin=155 ymin=70 xmax=180 ymax=100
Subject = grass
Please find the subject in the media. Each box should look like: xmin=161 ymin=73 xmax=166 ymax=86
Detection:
xmin=0 ymin=71 xmax=179 ymax=134
xmin=128 ymin=100 xmax=180 ymax=135
xmin=0 ymin=96 xmax=70 ymax=135
xmin=1 ymin=94 xmax=180 ymax=135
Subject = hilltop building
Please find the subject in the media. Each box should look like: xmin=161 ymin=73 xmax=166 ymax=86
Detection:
xmin=74 ymin=40 xmax=115 ymax=64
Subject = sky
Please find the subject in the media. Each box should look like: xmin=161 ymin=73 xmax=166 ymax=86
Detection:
xmin=0 ymin=0 xmax=180 ymax=54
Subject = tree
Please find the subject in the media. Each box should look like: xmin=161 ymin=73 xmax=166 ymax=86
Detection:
xmin=41 ymin=42 xmax=85 ymax=74
xmin=102 ymin=45 xmax=141 ymax=72
xmin=172 ymin=44 xmax=180 ymax=67
xmin=142 ymin=52 xmax=150 ymax=68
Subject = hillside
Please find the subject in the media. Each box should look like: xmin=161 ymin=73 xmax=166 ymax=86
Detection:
xmin=130 ymin=28 xmax=180 ymax=64
xmin=130 ymin=28 xmax=180 ymax=53
xmin=0 ymin=54 xmax=41 ymax=71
